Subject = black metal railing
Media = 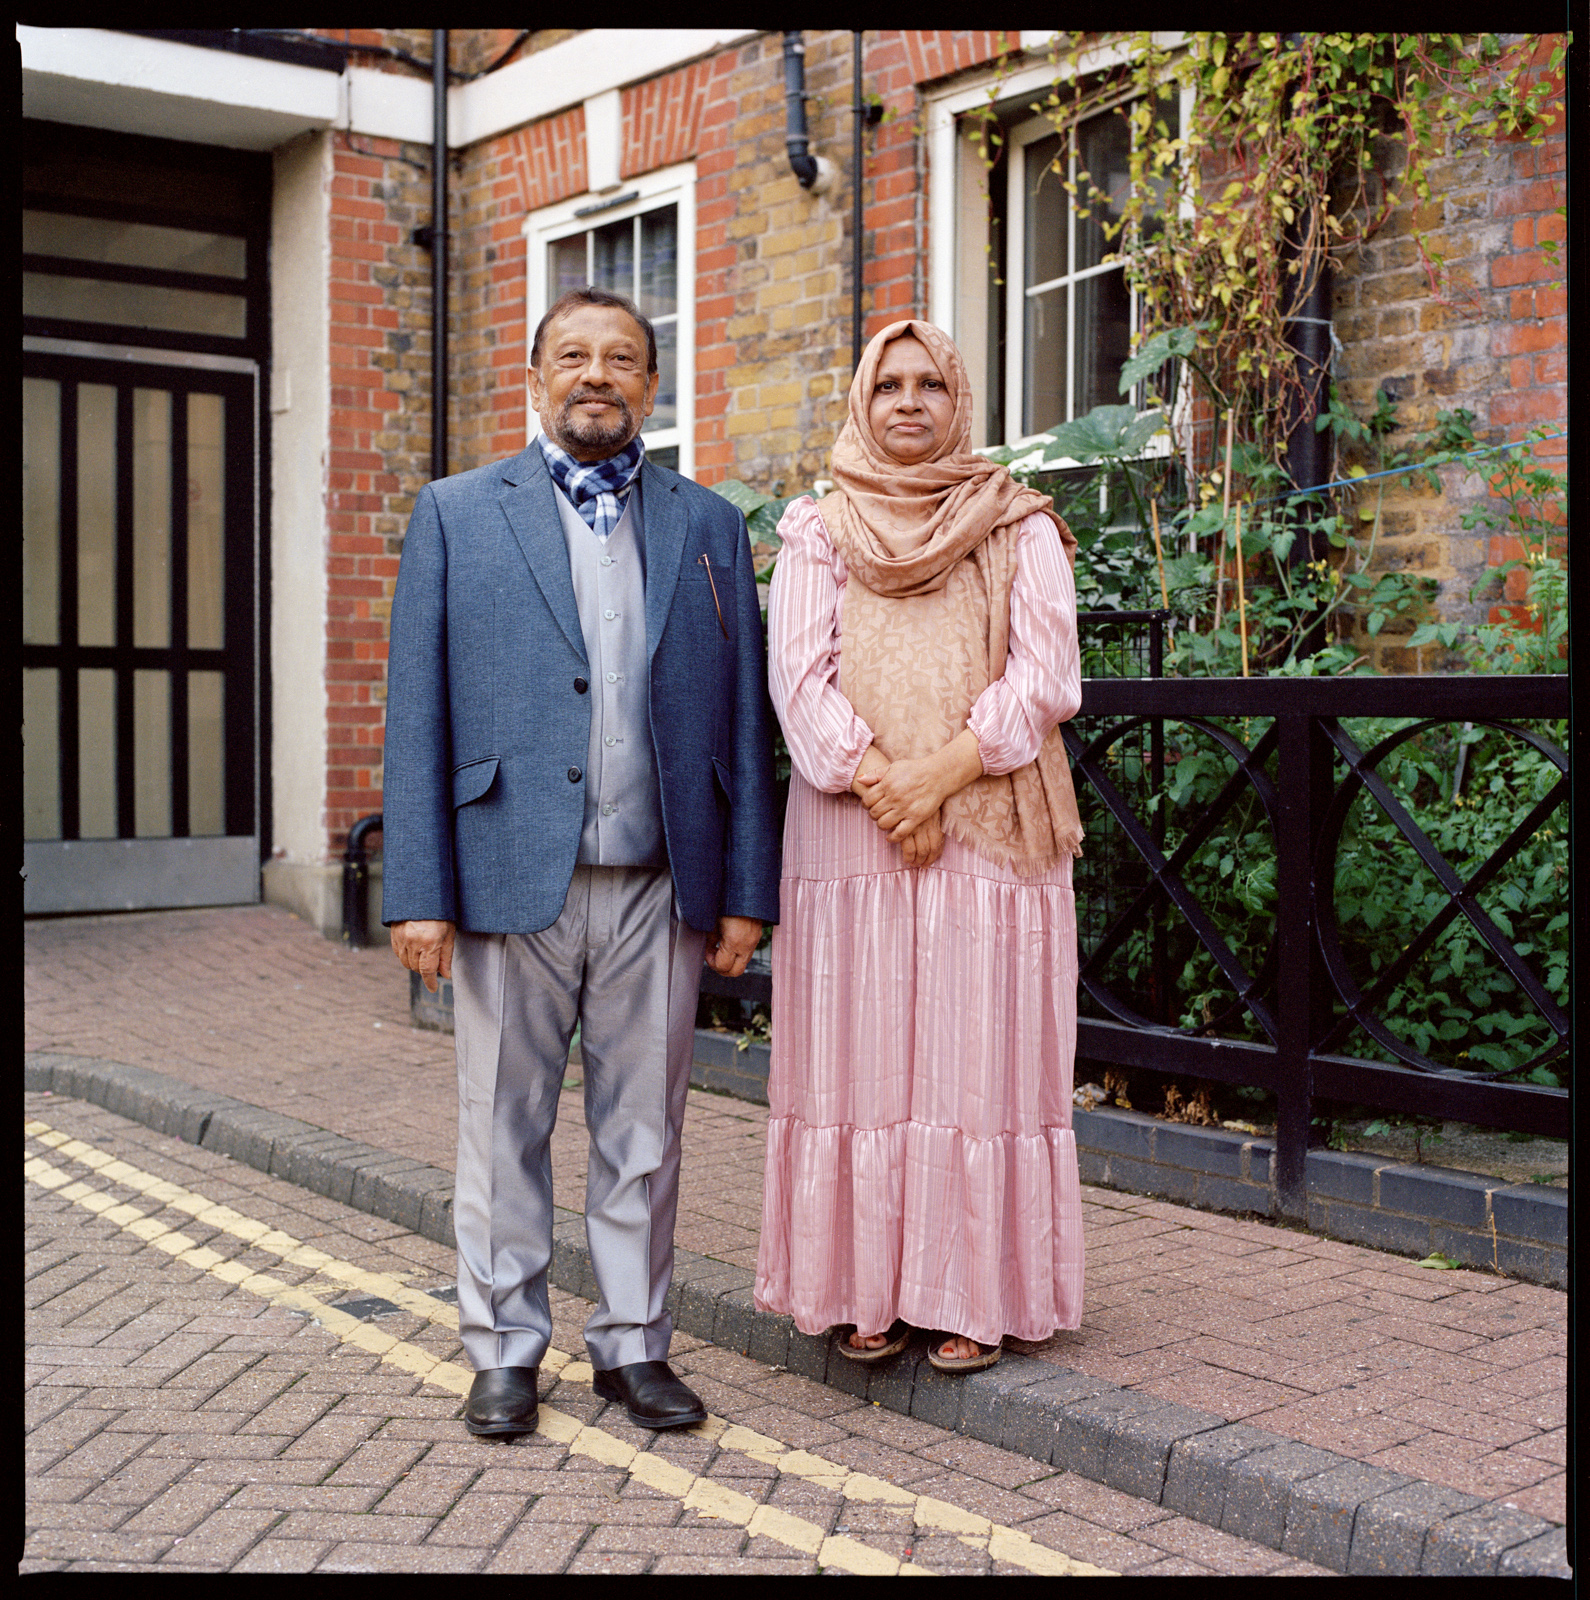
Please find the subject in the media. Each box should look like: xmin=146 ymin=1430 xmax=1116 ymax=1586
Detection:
xmin=1065 ymin=673 xmax=1569 ymax=1217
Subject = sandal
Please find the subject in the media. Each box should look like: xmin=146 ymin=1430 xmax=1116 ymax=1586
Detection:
xmin=926 ymin=1335 xmax=1002 ymax=1374
xmin=836 ymin=1319 xmax=911 ymax=1364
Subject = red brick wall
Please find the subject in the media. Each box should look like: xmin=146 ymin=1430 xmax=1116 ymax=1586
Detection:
xmin=621 ymin=61 xmax=714 ymax=179
xmin=1328 ymin=36 xmax=1566 ymax=666
xmin=901 ymin=30 xmax=1019 ymax=87
xmin=453 ymin=134 xmax=532 ymax=476
xmin=504 ymin=108 xmax=588 ymax=213
xmin=302 ymin=28 xmax=1567 ymax=859
xmin=690 ymin=33 xmax=858 ymax=490
xmin=323 ymin=130 xmax=434 ymax=850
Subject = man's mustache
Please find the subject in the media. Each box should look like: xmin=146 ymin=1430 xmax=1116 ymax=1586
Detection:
xmin=566 ymin=387 xmax=628 ymax=408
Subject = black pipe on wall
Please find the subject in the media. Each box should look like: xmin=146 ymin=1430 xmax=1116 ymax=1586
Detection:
xmin=431 ymin=27 xmax=449 ymax=484
xmin=782 ymin=32 xmax=819 ymax=190
xmin=852 ymin=32 xmax=864 ymax=374
xmin=1280 ymin=36 xmax=1333 ymax=651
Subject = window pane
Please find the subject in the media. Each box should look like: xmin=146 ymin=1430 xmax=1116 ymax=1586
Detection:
xmin=639 ymin=207 xmax=677 ymax=316
xmin=646 ymin=318 xmax=677 ymax=433
xmin=189 ymin=671 xmax=226 ymax=837
xmin=590 ymin=216 xmax=634 ymax=295
xmin=24 ymin=377 xmax=60 ymax=646
xmin=1076 ymin=112 xmax=1130 ymax=274
xmin=78 ymin=383 xmax=117 ymax=648
xmin=1024 ymin=133 xmax=1067 ymax=288
xmin=133 ymin=388 xmax=171 ymax=649
xmin=1024 ymin=285 xmax=1067 ymax=436
xmin=187 ymin=393 xmax=225 ymax=650
xmin=1140 ymin=90 xmax=1183 ymax=237
xmin=79 ymin=668 xmax=117 ymax=838
xmin=24 ymin=211 xmax=247 ymax=277
xmin=24 ymin=668 xmax=60 ymax=841
xmin=548 ymin=235 xmax=587 ymax=301
xmin=25 ymin=273 xmax=247 ymax=338
xmin=1073 ymin=266 xmax=1132 ymax=417
xmin=134 ymin=669 xmax=171 ymax=838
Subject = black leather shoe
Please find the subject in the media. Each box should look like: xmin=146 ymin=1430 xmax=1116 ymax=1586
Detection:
xmin=464 ymin=1366 xmax=540 ymax=1436
xmin=591 ymin=1360 xmax=707 ymax=1429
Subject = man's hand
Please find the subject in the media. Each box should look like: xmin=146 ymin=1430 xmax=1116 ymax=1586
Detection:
xmin=391 ymin=919 xmax=456 ymax=993
xmin=705 ymin=915 xmax=762 ymax=978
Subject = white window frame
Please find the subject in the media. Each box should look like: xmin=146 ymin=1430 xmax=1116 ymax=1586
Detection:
xmin=924 ymin=40 xmax=1193 ymax=464
xmin=523 ymin=160 xmax=696 ymax=479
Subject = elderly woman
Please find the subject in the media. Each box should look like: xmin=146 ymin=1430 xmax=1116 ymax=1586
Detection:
xmin=754 ymin=319 xmax=1086 ymax=1373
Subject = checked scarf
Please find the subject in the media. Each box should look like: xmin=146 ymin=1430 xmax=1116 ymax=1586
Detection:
xmin=539 ymin=434 xmax=645 ymax=540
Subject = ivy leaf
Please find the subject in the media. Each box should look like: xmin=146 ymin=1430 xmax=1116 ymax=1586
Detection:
xmin=1415 ymin=1252 xmax=1461 ymax=1269
xmin=1037 ymin=405 xmax=1167 ymax=465
xmin=1118 ymin=324 xmax=1202 ymax=395
xmin=709 ymin=478 xmax=774 ymax=517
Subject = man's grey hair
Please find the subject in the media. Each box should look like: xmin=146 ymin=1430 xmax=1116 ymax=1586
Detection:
xmin=531 ymin=286 xmax=657 ymax=374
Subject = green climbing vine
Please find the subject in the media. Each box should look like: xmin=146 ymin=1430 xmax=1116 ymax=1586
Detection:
xmin=985 ymin=31 xmax=1567 ymax=476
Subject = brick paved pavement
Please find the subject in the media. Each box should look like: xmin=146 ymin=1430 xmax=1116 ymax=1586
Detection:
xmin=24 ymin=905 xmax=1568 ymax=1534
xmin=25 ymin=1093 xmax=1333 ymax=1575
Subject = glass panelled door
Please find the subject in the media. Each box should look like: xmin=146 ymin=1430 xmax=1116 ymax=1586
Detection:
xmin=23 ymin=350 xmax=258 ymax=911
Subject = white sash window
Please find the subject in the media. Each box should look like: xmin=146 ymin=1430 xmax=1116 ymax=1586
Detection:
xmin=526 ymin=162 xmax=695 ymax=476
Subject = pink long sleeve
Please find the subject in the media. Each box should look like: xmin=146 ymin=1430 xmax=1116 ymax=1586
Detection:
xmin=766 ymin=498 xmax=874 ymax=793
xmin=766 ymin=498 xmax=1081 ymax=790
xmin=966 ymin=511 xmax=1083 ymax=775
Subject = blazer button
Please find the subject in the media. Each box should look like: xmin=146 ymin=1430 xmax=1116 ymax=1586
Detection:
xmin=573 ymin=677 xmax=588 ymax=693
xmin=568 ymin=767 xmax=582 ymax=783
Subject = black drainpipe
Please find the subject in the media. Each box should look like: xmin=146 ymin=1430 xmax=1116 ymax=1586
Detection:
xmin=783 ymin=32 xmax=819 ymax=190
xmin=850 ymin=33 xmax=863 ymax=371
xmin=852 ymin=32 xmax=875 ymax=375
xmin=1280 ymin=34 xmax=1332 ymax=651
xmin=431 ymin=27 xmax=449 ymax=483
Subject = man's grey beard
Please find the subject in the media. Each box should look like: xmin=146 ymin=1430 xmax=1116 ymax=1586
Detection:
xmin=548 ymin=388 xmax=636 ymax=455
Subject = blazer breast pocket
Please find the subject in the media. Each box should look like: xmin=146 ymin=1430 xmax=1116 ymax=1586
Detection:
xmin=451 ymin=755 xmax=500 ymax=809
xmin=685 ymin=555 xmax=734 ymax=642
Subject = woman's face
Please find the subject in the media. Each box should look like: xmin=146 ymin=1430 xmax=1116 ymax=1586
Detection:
xmin=868 ymin=335 xmax=955 ymax=465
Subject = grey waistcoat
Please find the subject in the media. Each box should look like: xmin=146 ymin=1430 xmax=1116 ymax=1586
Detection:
xmin=555 ymin=479 xmax=666 ymax=866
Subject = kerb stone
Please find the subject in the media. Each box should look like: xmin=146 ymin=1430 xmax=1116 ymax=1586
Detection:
xmin=1348 ymin=1480 xmax=1487 ymax=1576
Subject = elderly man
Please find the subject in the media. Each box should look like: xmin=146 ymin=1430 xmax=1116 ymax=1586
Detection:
xmin=382 ymin=286 xmax=779 ymax=1437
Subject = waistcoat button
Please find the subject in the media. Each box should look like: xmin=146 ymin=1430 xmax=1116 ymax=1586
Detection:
xmin=573 ymin=677 xmax=588 ymax=693
xmin=568 ymin=767 xmax=582 ymax=782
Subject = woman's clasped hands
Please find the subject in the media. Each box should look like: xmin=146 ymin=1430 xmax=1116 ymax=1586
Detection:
xmin=850 ymin=727 xmax=984 ymax=870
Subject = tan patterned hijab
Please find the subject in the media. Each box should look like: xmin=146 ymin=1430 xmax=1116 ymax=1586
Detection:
xmin=817 ymin=319 xmax=1084 ymax=872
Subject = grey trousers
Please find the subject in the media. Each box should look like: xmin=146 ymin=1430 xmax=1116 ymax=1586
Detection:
xmin=450 ymin=865 xmax=709 ymax=1372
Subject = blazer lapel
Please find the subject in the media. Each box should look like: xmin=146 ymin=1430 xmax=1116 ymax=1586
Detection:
xmin=498 ymin=445 xmax=586 ymax=662
xmin=640 ymin=460 xmax=688 ymax=661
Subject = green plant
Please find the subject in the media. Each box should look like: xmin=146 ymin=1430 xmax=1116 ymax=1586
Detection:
xmin=707 ymin=479 xmax=800 ymax=581
xmin=1005 ymin=31 xmax=1565 ymax=475
xmin=1330 ymin=715 xmax=1569 ymax=1082
xmin=1362 ymin=1111 xmax=1447 ymax=1162
xmin=969 ymin=32 xmax=1565 ymax=682
xmin=1405 ymin=420 xmax=1568 ymax=673
xmin=1311 ymin=1116 xmax=1350 ymax=1151
xmin=1074 ymin=709 xmax=1568 ymax=1086
xmin=736 ymin=1006 xmax=772 ymax=1053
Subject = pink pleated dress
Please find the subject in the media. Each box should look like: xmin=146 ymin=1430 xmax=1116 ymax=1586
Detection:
xmin=754 ymin=497 xmax=1085 ymax=1347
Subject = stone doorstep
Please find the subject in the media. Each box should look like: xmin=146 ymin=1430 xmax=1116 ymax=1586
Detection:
xmin=21 ymin=1050 xmax=1568 ymax=1580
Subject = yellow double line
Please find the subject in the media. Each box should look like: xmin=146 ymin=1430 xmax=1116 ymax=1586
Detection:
xmin=25 ymin=1121 xmax=1113 ymax=1577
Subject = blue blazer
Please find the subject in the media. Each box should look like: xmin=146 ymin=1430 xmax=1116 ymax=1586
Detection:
xmin=380 ymin=445 xmax=781 ymax=935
